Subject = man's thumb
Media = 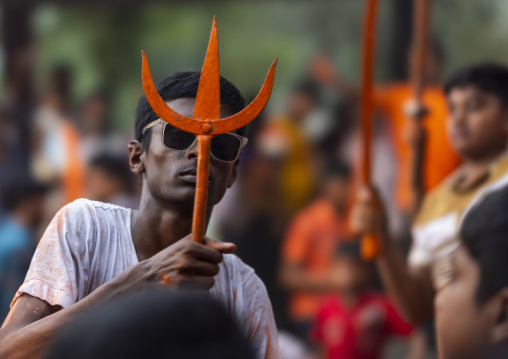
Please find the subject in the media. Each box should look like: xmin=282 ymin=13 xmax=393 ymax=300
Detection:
xmin=204 ymin=237 xmax=237 ymax=254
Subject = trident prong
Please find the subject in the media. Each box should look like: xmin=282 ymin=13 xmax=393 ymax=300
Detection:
xmin=141 ymin=17 xmax=277 ymax=243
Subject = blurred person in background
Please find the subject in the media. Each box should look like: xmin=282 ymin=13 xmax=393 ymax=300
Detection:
xmin=85 ymin=153 xmax=138 ymax=209
xmin=0 ymin=173 xmax=47 ymax=322
xmin=0 ymin=108 xmax=28 ymax=217
xmin=262 ymin=81 xmax=320 ymax=215
xmin=311 ymin=40 xmax=461 ymax=237
xmin=78 ymin=90 xmax=131 ymax=162
xmin=31 ymin=65 xmax=85 ymax=210
xmin=311 ymin=241 xmax=423 ymax=359
xmin=351 ymin=63 xmax=508 ymax=328
xmin=280 ymin=162 xmax=352 ymax=339
xmin=47 ymin=290 xmax=254 ymax=359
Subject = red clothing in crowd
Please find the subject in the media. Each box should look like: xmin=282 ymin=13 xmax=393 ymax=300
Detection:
xmin=312 ymin=292 xmax=412 ymax=359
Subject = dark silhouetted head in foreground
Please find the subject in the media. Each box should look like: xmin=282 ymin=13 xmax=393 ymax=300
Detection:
xmin=48 ymin=290 xmax=254 ymax=359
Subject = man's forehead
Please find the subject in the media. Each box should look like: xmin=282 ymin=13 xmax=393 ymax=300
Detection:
xmin=164 ymin=97 xmax=235 ymax=119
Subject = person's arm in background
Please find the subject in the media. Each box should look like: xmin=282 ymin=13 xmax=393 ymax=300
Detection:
xmin=405 ymin=330 xmax=427 ymax=359
xmin=279 ymin=213 xmax=334 ymax=293
xmin=350 ymin=188 xmax=434 ymax=326
xmin=279 ymin=262 xmax=335 ymax=293
xmin=383 ymin=293 xmax=427 ymax=359
xmin=403 ymin=100 xmax=429 ymax=213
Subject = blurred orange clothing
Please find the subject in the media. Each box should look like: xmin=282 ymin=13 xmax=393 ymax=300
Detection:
xmin=282 ymin=199 xmax=349 ymax=321
xmin=375 ymin=83 xmax=461 ymax=210
xmin=61 ymin=120 xmax=85 ymax=203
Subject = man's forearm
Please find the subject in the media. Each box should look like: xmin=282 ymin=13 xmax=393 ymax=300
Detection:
xmin=376 ymin=239 xmax=433 ymax=325
xmin=0 ymin=262 xmax=149 ymax=359
xmin=279 ymin=265 xmax=333 ymax=293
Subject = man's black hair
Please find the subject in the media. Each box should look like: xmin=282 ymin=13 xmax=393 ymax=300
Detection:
xmin=459 ymin=185 xmax=508 ymax=304
xmin=444 ymin=63 xmax=508 ymax=108
xmin=89 ymin=153 xmax=133 ymax=192
xmin=89 ymin=153 xmax=131 ymax=181
xmin=47 ymin=290 xmax=254 ymax=359
xmin=1 ymin=172 xmax=48 ymax=212
xmin=135 ymin=72 xmax=246 ymax=151
xmin=335 ymin=240 xmax=362 ymax=260
xmin=292 ymin=79 xmax=320 ymax=103
xmin=321 ymin=161 xmax=352 ymax=182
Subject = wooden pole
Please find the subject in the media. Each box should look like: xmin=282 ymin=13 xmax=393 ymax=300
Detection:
xmin=359 ymin=0 xmax=380 ymax=260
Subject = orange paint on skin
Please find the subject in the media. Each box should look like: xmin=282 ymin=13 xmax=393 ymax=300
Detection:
xmin=141 ymin=17 xmax=277 ymax=244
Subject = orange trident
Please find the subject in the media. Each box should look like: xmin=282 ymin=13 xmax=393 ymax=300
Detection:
xmin=359 ymin=0 xmax=380 ymax=260
xmin=141 ymin=17 xmax=278 ymax=244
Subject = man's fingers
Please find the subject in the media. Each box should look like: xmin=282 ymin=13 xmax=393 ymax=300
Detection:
xmin=177 ymin=240 xmax=224 ymax=264
xmin=182 ymin=259 xmax=220 ymax=277
xmin=204 ymin=237 xmax=237 ymax=254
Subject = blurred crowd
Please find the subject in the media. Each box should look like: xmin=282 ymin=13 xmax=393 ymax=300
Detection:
xmin=0 ymin=14 xmax=458 ymax=358
xmin=207 ymin=43 xmax=453 ymax=358
xmin=0 ymin=65 xmax=140 ymax=320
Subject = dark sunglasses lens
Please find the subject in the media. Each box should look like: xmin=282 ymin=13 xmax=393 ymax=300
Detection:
xmin=211 ymin=134 xmax=242 ymax=161
xmin=163 ymin=125 xmax=196 ymax=150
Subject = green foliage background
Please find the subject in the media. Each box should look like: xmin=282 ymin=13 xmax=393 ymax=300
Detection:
xmin=26 ymin=0 xmax=508 ymax=131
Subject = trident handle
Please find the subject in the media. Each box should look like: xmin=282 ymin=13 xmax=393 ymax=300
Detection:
xmin=359 ymin=0 xmax=380 ymax=261
xmin=191 ymin=136 xmax=212 ymax=243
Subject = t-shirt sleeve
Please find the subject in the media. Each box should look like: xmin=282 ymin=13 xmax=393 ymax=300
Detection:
xmin=11 ymin=199 xmax=93 ymax=308
xmin=383 ymin=297 xmax=413 ymax=337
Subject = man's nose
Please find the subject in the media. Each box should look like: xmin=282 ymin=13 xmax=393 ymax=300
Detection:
xmin=450 ymin=108 xmax=466 ymax=125
xmin=186 ymin=139 xmax=199 ymax=160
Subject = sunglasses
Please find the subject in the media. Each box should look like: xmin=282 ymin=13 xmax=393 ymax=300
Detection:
xmin=142 ymin=119 xmax=248 ymax=163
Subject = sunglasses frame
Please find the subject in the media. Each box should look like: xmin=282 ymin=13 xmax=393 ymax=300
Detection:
xmin=142 ymin=119 xmax=248 ymax=163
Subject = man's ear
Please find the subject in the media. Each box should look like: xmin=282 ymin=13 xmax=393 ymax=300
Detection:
xmin=227 ymin=160 xmax=239 ymax=188
xmin=128 ymin=140 xmax=145 ymax=175
xmin=492 ymin=289 xmax=508 ymax=343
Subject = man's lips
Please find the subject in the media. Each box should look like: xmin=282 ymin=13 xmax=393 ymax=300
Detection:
xmin=179 ymin=168 xmax=211 ymax=184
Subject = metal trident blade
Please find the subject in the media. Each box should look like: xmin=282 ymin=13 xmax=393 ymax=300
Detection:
xmin=194 ymin=17 xmax=221 ymax=121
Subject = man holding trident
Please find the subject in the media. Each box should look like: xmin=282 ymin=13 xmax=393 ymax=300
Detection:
xmin=0 ymin=18 xmax=279 ymax=359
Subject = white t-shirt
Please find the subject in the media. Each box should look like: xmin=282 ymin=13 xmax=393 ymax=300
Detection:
xmin=13 ymin=199 xmax=279 ymax=359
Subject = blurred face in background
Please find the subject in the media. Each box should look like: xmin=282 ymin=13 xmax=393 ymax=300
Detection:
xmin=80 ymin=95 xmax=110 ymax=134
xmin=322 ymin=176 xmax=350 ymax=213
xmin=86 ymin=166 xmax=125 ymax=202
xmin=330 ymin=255 xmax=369 ymax=294
xmin=435 ymin=245 xmax=508 ymax=359
xmin=446 ymin=85 xmax=508 ymax=160
xmin=287 ymin=91 xmax=316 ymax=121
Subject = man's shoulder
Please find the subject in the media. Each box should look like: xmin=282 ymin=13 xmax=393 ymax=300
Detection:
xmin=221 ymin=254 xmax=256 ymax=279
xmin=414 ymin=170 xmax=464 ymax=227
xmin=67 ymin=198 xmax=129 ymax=211
xmin=217 ymin=254 xmax=268 ymax=296
xmin=60 ymin=199 xmax=130 ymax=221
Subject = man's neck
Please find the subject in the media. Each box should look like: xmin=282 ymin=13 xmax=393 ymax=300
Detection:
xmin=339 ymin=289 xmax=361 ymax=309
xmin=459 ymin=149 xmax=505 ymax=189
xmin=131 ymin=189 xmax=212 ymax=261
